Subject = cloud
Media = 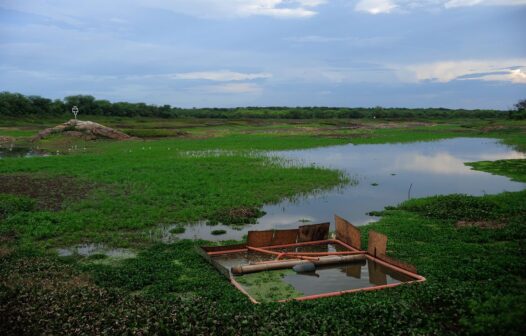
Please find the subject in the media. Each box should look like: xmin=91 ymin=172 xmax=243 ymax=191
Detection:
xmin=462 ymin=68 xmax=526 ymax=84
xmin=0 ymin=0 xmax=327 ymax=20
xmin=198 ymin=82 xmax=263 ymax=94
xmin=394 ymin=152 xmax=477 ymax=175
xmin=399 ymin=59 xmax=526 ymax=84
xmin=355 ymin=0 xmax=397 ymax=14
xmin=444 ymin=0 xmax=526 ymax=8
xmin=353 ymin=0 xmax=526 ymax=14
xmin=171 ymin=71 xmax=272 ymax=81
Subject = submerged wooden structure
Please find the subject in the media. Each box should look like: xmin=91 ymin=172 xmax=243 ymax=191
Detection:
xmin=199 ymin=215 xmax=425 ymax=303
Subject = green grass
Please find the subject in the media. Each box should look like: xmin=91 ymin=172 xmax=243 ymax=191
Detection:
xmin=0 ymin=129 xmax=36 ymax=137
xmin=0 ymin=136 xmax=348 ymax=247
xmin=0 ymin=117 xmax=525 ymax=335
xmin=467 ymin=159 xmax=526 ymax=183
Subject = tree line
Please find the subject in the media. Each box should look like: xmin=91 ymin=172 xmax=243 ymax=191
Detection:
xmin=1 ymin=91 xmax=524 ymax=119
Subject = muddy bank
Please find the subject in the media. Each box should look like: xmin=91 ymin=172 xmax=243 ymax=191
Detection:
xmin=0 ymin=174 xmax=96 ymax=210
xmin=32 ymin=119 xmax=138 ymax=141
xmin=0 ymin=136 xmax=15 ymax=144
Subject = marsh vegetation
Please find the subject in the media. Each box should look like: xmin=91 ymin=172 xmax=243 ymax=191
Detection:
xmin=0 ymin=116 xmax=525 ymax=335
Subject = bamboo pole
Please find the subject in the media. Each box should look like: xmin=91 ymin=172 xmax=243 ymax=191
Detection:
xmin=231 ymin=254 xmax=366 ymax=275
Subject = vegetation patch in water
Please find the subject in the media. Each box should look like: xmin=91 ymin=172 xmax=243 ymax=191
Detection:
xmin=169 ymin=226 xmax=185 ymax=234
xmin=467 ymin=159 xmax=526 ymax=183
xmin=235 ymin=269 xmax=301 ymax=302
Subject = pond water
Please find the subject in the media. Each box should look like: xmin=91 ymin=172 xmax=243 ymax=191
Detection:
xmin=0 ymin=146 xmax=48 ymax=159
xmin=212 ymin=243 xmax=415 ymax=301
xmin=166 ymin=138 xmax=526 ymax=241
xmin=282 ymin=259 xmax=414 ymax=296
xmin=57 ymin=243 xmax=136 ymax=259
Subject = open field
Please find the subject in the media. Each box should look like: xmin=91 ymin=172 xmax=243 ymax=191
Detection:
xmin=1 ymin=117 xmax=525 ymax=335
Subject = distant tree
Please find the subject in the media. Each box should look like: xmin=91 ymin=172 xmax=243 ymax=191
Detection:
xmin=515 ymin=99 xmax=526 ymax=111
xmin=510 ymin=99 xmax=526 ymax=120
xmin=64 ymin=95 xmax=96 ymax=115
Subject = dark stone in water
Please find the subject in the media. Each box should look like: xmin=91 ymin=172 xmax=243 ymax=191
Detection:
xmin=293 ymin=262 xmax=316 ymax=273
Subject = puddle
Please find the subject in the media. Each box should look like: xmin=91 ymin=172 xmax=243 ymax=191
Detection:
xmin=281 ymin=259 xmax=413 ymax=296
xmin=211 ymin=243 xmax=348 ymax=276
xmin=148 ymin=221 xmax=245 ymax=242
xmin=178 ymin=138 xmax=525 ymax=241
xmin=0 ymin=145 xmax=49 ymax=159
xmin=212 ymin=243 xmax=415 ymax=301
xmin=57 ymin=243 xmax=136 ymax=259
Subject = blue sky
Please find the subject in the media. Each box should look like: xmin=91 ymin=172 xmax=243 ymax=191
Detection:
xmin=0 ymin=0 xmax=525 ymax=109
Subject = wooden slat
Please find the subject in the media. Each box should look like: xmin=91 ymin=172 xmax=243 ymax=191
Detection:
xmin=334 ymin=215 xmax=361 ymax=249
xmin=247 ymin=230 xmax=274 ymax=247
xmin=298 ymin=222 xmax=330 ymax=242
xmin=272 ymin=229 xmax=298 ymax=245
xmin=367 ymin=231 xmax=387 ymax=257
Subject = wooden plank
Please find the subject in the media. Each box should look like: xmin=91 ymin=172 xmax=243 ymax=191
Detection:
xmin=195 ymin=246 xmax=231 ymax=279
xmin=272 ymin=229 xmax=298 ymax=245
xmin=367 ymin=231 xmax=387 ymax=257
xmin=298 ymin=222 xmax=330 ymax=242
xmin=334 ymin=215 xmax=361 ymax=249
xmin=247 ymin=230 xmax=274 ymax=247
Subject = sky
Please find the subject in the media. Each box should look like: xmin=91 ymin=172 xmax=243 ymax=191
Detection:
xmin=0 ymin=0 xmax=525 ymax=109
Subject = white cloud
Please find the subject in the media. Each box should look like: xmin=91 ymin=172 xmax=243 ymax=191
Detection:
xmin=128 ymin=0 xmax=326 ymax=19
xmin=199 ymin=82 xmax=263 ymax=94
xmin=465 ymin=68 xmax=526 ymax=84
xmin=0 ymin=0 xmax=327 ymax=20
xmin=355 ymin=0 xmax=397 ymax=14
xmin=353 ymin=0 xmax=526 ymax=14
xmin=399 ymin=59 xmax=526 ymax=84
xmin=171 ymin=71 xmax=272 ymax=81
xmin=394 ymin=152 xmax=475 ymax=175
xmin=445 ymin=0 xmax=526 ymax=8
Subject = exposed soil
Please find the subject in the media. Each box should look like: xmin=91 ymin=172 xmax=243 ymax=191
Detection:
xmin=0 ymin=136 xmax=15 ymax=144
xmin=32 ymin=119 xmax=138 ymax=141
xmin=455 ymin=220 xmax=506 ymax=229
xmin=214 ymin=206 xmax=265 ymax=224
xmin=0 ymin=174 xmax=97 ymax=211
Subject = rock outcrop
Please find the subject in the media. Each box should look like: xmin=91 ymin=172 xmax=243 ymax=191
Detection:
xmin=32 ymin=119 xmax=138 ymax=141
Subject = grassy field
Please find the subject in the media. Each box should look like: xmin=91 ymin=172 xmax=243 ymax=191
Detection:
xmin=1 ymin=117 xmax=525 ymax=335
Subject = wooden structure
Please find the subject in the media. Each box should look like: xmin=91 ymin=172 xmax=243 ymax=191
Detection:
xmin=199 ymin=215 xmax=425 ymax=303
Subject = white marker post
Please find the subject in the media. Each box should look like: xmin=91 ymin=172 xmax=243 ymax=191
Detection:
xmin=72 ymin=106 xmax=79 ymax=120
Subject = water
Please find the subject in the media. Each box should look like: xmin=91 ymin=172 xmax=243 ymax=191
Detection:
xmin=211 ymin=243 xmax=348 ymax=275
xmin=162 ymin=138 xmax=526 ymax=241
xmin=57 ymin=243 xmax=136 ymax=259
xmin=0 ymin=146 xmax=48 ymax=158
xmin=211 ymin=243 xmax=415 ymax=299
xmin=282 ymin=259 xmax=414 ymax=296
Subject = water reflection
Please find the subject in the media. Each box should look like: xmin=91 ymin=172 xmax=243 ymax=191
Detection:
xmin=168 ymin=138 xmax=526 ymax=241
xmin=57 ymin=243 xmax=136 ymax=259
xmin=282 ymin=259 xmax=414 ymax=296
xmin=0 ymin=146 xmax=48 ymax=159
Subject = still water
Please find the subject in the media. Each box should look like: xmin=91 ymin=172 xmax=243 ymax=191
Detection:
xmin=282 ymin=259 xmax=414 ymax=296
xmin=213 ymin=243 xmax=414 ymax=299
xmin=169 ymin=138 xmax=526 ymax=241
xmin=0 ymin=146 xmax=48 ymax=158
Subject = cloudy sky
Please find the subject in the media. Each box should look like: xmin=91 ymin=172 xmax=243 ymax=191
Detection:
xmin=0 ymin=0 xmax=525 ymax=109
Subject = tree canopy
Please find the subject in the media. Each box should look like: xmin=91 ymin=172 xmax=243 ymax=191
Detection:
xmin=0 ymin=91 xmax=517 ymax=119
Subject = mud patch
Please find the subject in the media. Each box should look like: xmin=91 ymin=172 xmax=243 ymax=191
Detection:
xmin=455 ymin=220 xmax=506 ymax=229
xmin=0 ymin=136 xmax=15 ymax=144
xmin=0 ymin=174 xmax=96 ymax=211
xmin=214 ymin=206 xmax=265 ymax=224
